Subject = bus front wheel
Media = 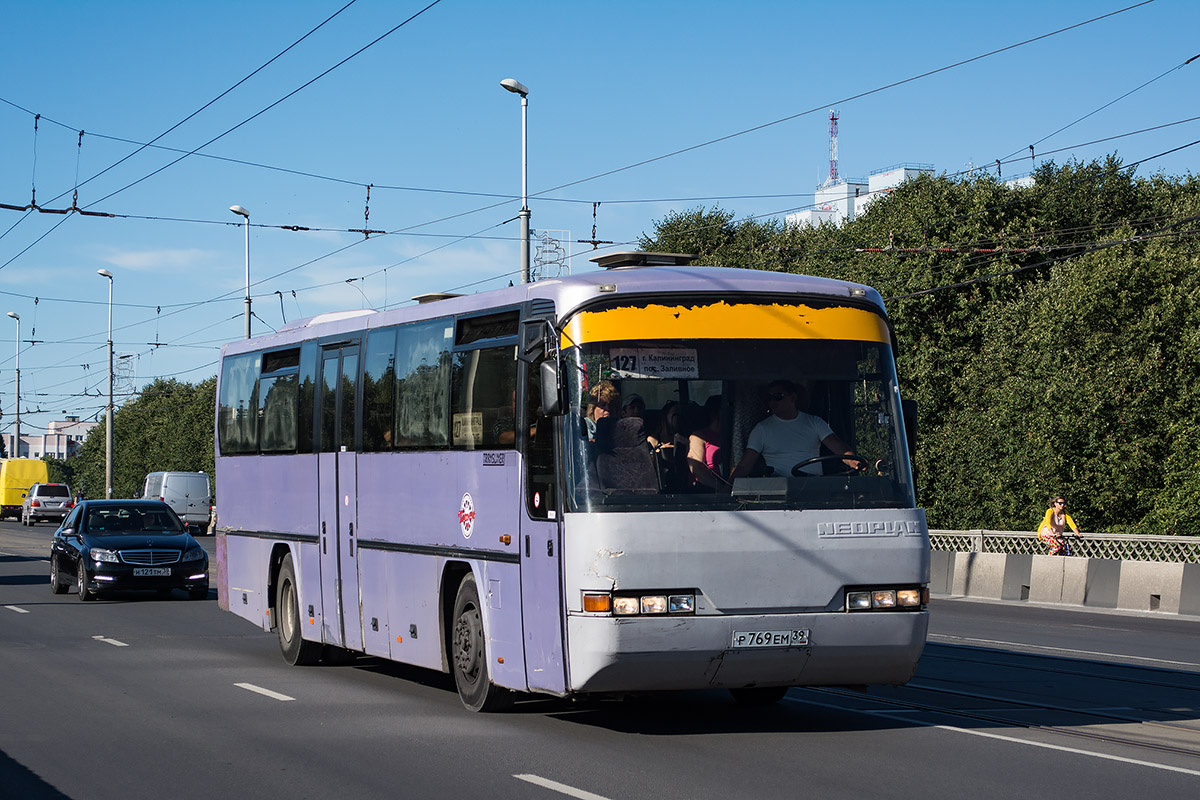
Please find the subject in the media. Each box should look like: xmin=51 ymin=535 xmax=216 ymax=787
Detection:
xmin=450 ymin=574 xmax=512 ymax=712
xmin=277 ymin=553 xmax=321 ymax=666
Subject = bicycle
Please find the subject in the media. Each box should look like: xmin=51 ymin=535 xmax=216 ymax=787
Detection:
xmin=1041 ymin=530 xmax=1082 ymax=556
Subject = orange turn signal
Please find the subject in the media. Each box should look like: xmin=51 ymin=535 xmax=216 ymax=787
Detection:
xmin=583 ymin=593 xmax=611 ymax=613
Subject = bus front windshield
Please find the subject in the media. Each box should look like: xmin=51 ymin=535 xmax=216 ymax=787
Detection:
xmin=562 ymin=336 xmax=915 ymax=513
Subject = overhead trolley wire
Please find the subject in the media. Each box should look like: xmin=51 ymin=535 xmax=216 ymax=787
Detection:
xmin=82 ymin=0 xmax=446 ymax=209
xmin=21 ymin=1 xmax=363 ymax=214
xmin=527 ymin=2 xmax=1157 ymax=202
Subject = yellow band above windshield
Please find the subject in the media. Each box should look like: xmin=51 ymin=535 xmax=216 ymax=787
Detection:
xmin=562 ymin=301 xmax=889 ymax=346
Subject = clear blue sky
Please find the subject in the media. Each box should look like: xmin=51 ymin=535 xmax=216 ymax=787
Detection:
xmin=0 ymin=0 xmax=1196 ymax=440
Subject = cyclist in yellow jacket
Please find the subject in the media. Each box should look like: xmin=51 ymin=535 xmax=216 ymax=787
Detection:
xmin=1038 ymin=495 xmax=1081 ymax=555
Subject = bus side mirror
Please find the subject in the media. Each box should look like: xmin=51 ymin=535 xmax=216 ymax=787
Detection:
xmin=540 ymin=360 xmax=565 ymax=417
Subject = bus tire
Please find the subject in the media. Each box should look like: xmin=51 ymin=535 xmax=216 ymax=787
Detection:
xmin=450 ymin=574 xmax=512 ymax=712
xmin=729 ymin=686 xmax=789 ymax=706
xmin=277 ymin=553 xmax=321 ymax=666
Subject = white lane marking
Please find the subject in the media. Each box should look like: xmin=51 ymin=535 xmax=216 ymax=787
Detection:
xmin=235 ymin=682 xmax=295 ymax=702
xmin=5 ymin=605 xmax=30 ymax=614
xmin=789 ymin=696 xmax=1200 ymax=778
xmin=928 ymin=633 xmax=1200 ymax=669
xmin=514 ymin=774 xmax=612 ymax=800
xmin=92 ymin=635 xmax=128 ymax=647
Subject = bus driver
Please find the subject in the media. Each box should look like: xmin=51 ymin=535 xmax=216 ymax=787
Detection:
xmin=730 ymin=379 xmax=863 ymax=479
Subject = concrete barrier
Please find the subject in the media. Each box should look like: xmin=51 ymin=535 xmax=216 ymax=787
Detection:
xmin=932 ymin=552 xmax=1200 ymax=617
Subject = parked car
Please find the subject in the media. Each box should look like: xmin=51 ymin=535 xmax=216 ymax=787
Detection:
xmin=49 ymin=500 xmax=210 ymax=601
xmin=21 ymin=482 xmax=73 ymax=526
xmin=141 ymin=472 xmax=211 ymax=533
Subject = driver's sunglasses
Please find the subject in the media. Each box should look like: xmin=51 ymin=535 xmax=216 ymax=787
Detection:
xmin=1054 ymin=501 xmax=1065 ymax=506
xmin=768 ymin=392 xmax=787 ymax=401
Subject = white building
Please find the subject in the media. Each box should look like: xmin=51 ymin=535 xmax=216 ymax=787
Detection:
xmin=855 ymin=163 xmax=935 ymax=218
xmin=786 ymin=177 xmax=869 ymax=228
xmin=786 ymin=163 xmax=936 ymax=230
xmin=5 ymin=415 xmax=97 ymax=460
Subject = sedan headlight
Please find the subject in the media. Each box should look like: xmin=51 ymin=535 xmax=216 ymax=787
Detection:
xmin=182 ymin=547 xmax=206 ymax=563
xmin=90 ymin=548 xmax=119 ymax=563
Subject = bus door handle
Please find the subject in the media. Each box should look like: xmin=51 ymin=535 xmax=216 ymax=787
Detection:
xmin=547 ymin=539 xmax=553 ymax=557
xmin=322 ymin=521 xmax=327 ymax=554
xmin=524 ymin=535 xmax=530 ymax=558
xmin=348 ymin=522 xmax=355 ymax=557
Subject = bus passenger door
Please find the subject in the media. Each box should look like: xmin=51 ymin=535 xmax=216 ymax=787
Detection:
xmin=317 ymin=343 xmax=362 ymax=652
xmin=519 ymin=361 xmax=566 ymax=694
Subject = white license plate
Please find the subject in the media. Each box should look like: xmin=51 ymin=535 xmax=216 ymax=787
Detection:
xmin=133 ymin=567 xmax=172 ymax=577
xmin=731 ymin=629 xmax=809 ymax=648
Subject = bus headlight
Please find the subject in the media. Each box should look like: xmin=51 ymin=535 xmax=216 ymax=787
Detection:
xmin=594 ymin=592 xmax=696 ymax=616
xmin=847 ymin=591 xmax=872 ymax=610
xmin=668 ymin=594 xmax=694 ymax=614
xmin=872 ymin=590 xmax=897 ymax=608
xmin=846 ymin=586 xmax=926 ymax=611
xmin=640 ymin=596 xmax=667 ymax=614
xmin=612 ymin=597 xmax=641 ymax=616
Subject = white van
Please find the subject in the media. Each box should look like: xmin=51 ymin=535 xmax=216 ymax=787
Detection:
xmin=142 ymin=471 xmax=211 ymax=533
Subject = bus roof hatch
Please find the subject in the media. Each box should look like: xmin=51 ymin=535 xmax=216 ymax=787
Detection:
xmin=589 ymin=251 xmax=697 ymax=270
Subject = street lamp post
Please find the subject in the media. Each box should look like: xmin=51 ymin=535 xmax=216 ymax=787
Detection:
xmin=5 ymin=312 xmax=18 ymax=458
xmin=97 ymin=269 xmax=114 ymax=498
xmin=229 ymin=205 xmax=251 ymax=339
xmin=500 ymin=78 xmax=531 ymax=284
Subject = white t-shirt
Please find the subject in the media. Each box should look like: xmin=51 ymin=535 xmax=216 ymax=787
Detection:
xmin=746 ymin=412 xmax=835 ymax=476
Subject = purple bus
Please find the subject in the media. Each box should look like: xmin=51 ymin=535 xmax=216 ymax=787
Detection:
xmin=215 ymin=253 xmax=929 ymax=711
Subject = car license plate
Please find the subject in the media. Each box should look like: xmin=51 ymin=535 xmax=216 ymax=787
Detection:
xmin=731 ymin=629 xmax=809 ymax=648
xmin=133 ymin=567 xmax=172 ymax=577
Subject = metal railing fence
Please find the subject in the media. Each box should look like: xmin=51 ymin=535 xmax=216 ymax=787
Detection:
xmin=929 ymin=530 xmax=1200 ymax=564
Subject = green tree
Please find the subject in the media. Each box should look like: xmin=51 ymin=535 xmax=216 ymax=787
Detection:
xmin=72 ymin=377 xmax=216 ymax=499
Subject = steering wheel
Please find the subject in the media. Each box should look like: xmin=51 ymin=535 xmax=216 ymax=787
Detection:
xmin=790 ymin=454 xmax=866 ymax=477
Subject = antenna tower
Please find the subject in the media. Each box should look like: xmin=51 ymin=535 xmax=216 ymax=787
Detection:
xmin=828 ymin=109 xmax=839 ymax=184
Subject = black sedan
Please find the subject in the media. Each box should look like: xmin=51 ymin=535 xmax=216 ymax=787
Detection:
xmin=50 ymin=500 xmax=209 ymax=601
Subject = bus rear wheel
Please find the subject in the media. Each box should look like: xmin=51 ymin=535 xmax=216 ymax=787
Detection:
xmin=450 ymin=574 xmax=512 ymax=712
xmin=277 ymin=553 xmax=321 ymax=666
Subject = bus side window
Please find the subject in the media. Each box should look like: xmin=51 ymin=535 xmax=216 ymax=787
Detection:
xmin=524 ymin=354 xmax=556 ymax=518
xmin=450 ymin=346 xmax=517 ymax=450
xmin=362 ymin=327 xmax=397 ymax=451
xmin=218 ymin=352 xmax=261 ymax=455
xmin=395 ymin=319 xmax=452 ymax=450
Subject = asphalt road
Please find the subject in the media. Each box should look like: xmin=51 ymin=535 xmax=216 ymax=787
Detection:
xmin=2 ymin=521 xmax=1198 ymax=799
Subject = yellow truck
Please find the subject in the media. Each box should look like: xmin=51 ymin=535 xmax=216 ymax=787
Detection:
xmin=0 ymin=458 xmax=49 ymax=520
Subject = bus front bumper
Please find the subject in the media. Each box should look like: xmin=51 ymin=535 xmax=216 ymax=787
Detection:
xmin=566 ymin=610 xmax=928 ymax=694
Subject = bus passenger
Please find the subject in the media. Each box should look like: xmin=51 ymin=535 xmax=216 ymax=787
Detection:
xmin=682 ymin=399 xmax=726 ymax=491
xmin=621 ymin=393 xmax=646 ymax=419
xmin=730 ymin=379 xmax=862 ymax=479
xmin=595 ymin=417 xmax=658 ymax=494
xmin=585 ymin=380 xmax=620 ymax=441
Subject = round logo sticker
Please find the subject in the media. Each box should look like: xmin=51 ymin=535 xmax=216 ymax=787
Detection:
xmin=458 ymin=493 xmax=476 ymax=539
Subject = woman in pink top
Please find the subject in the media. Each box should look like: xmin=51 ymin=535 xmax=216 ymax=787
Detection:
xmin=683 ymin=398 xmax=725 ymax=491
